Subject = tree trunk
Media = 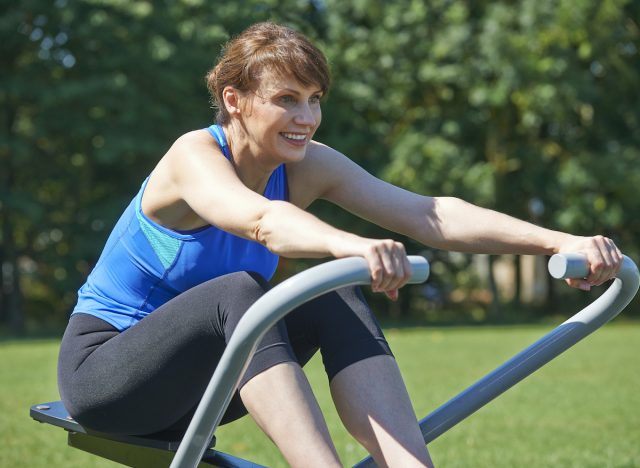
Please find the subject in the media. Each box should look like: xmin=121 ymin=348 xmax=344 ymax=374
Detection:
xmin=3 ymin=255 xmax=25 ymax=334
xmin=1 ymin=201 xmax=25 ymax=334
xmin=545 ymin=271 xmax=556 ymax=315
xmin=1 ymin=200 xmax=26 ymax=336
xmin=1 ymin=105 xmax=25 ymax=334
xmin=487 ymin=255 xmax=501 ymax=320
xmin=512 ymin=255 xmax=522 ymax=308
xmin=0 ymin=242 xmax=5 ymax=325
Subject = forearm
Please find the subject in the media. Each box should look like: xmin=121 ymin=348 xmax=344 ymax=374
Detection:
xmin=419 ymin=197 xmax=575 ymax=255
xmin=254 ymin=200 xmax=366 ymax=259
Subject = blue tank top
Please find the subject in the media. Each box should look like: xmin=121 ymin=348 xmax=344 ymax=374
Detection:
xmin=72 ymin=125 xmax=288 ymax=331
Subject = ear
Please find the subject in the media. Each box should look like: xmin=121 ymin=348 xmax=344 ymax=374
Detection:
xmin=222 ymin=86 xmax=242 ymax=117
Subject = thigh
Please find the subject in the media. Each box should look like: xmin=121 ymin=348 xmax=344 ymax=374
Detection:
xmin=58 ymin=271 xmax=274 ymax=434
xmin=285 ymin=286 xmax=392 ymax=380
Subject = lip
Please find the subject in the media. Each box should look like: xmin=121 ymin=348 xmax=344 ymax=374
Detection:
xmin=279 ymin=132 xmax=308 ymax=147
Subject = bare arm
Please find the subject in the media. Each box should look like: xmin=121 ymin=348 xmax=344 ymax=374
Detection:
xmin=301 ymin=142 xmax=622 ymax=288
xmin=161 ymin=132 xmax=410 ymax=294
xmin=417 ymin=196 xmax=572 ymax=255
xmin=166 ymin=133 xmax=349 ymax=258
xmin=303 ymin=143 xmax=564 ymax=253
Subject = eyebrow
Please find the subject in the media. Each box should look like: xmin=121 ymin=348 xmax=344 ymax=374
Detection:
xmin=278 ymin=87 xmax=323 ymax=96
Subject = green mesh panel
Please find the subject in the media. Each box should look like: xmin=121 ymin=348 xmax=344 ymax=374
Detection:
xmin=136 ymin=211 xmax=181 ymax=269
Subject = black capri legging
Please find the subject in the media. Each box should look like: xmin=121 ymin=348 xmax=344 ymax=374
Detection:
xmin=58 ymin=271 xmax=393 ymax=437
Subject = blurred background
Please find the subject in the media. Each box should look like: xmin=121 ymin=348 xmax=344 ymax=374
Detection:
xmin=2 ymin=0 xmax=639 ymax=335
xmin=3 ymin=2 xmax=640 ymax=467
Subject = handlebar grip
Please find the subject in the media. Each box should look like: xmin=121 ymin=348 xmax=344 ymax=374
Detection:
xmin=406 ymin=255 xmax=430 ymax=284
xmin=548 ymin=253 xmax=590 ymax=279
xmin=548 ymin=253 xmax=639 ymax=284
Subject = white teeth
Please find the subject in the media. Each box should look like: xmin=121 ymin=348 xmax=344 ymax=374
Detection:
xmin=282 ymin=133 xmax=306 ymax=141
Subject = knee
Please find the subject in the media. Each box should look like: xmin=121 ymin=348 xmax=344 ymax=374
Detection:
xmin=198 ymin=271 xmax=270 ymax=306
xmin=317 ymin=286 xmax=373 ymax=325
xmin=209 ymin=271 xmax=271 ymax=331
xmin=227 ymin=271 xmax=270 ymax=295
xmin=232 ymin=271 xmax=271 ymax=303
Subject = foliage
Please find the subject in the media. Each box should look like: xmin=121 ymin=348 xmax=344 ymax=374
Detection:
xmin=1 ymin=0 xmax=639 ymax=329
xmin=320 ymin=0 xmax=640 ymax=315
xmin=0 ymin=0 xmax=325 ymax=329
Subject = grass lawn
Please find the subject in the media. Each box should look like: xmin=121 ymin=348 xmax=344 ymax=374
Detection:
xmin=1 ymin=322 xmax=638 ymax=467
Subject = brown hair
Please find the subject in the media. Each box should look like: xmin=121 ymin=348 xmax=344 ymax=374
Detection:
xmin=206 ymin=22 xmax=331 ymax=125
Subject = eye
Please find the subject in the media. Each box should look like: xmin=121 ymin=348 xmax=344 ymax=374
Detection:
xmin=279 ymin=95 xmax=297 ymax=104
xmin=309 ymin=94 xmax=322 ymax=105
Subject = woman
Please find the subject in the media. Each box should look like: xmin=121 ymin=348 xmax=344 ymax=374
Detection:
xmin=58 ymin=22 xmax=622 ymax=467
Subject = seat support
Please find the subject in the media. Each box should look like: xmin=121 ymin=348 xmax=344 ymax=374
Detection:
xmin=30 ymin=401 xmax=264 ymax=468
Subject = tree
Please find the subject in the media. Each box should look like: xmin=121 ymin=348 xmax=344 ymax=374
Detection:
xmin=0 ymin=0 xmax=327 ymax=330
xmin=2 ymin=0 xmax=638 ymax=331
xmin=320 ymin=0 xmax=640 ymax=317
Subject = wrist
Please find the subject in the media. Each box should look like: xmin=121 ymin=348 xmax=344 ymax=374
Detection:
xmin=548 ymin=232 xmax=581 ymax=255
xmin=328 ymin=231 xmax=369 ymax=259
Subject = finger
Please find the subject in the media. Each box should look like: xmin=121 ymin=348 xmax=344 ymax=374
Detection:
xmin=367 ymin=249 xmax=384 ymax=292
xmin=584 ymin=236 xmax=605 ymax=286
xmin=377 ymin=241 xmax=398 ymax=291
xmin=614 ymin=244 xmax=624 ymax=267
xmin=591 ymin=236 xmax=617 ymax=286
xmin=606 ymin=238 xmax=624 ymax=274
xmin=387 ymin=242 xmax=409 ymax=291
xmin=385 ymin=289 xmax=399 ymax=301
xmin=566 ymin=278 xmax=591 ymax=291
xmin=599 ymin=237 xmax=618 ymax=283
xmin=401 ymin=250 xmax=413 ymax=285
xmin=392 ymin=243 xmax=412 ymax=291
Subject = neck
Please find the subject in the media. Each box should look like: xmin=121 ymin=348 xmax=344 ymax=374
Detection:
xmin=224 ymin=122 xmax=277 ymax=194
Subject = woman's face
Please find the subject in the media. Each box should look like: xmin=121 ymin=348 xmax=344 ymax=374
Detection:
xmin=236 ymin=70 xmax=323 ymax=164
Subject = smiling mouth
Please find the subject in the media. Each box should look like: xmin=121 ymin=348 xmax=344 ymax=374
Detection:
xmin=280 ymin=132 xmax=307 ymax=143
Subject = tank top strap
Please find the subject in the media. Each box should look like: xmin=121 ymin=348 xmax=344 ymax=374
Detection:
xmin=205 ymin=124 xmax=289 ymax=201
xmin=206 ymin=124 xmax=232 ymax=160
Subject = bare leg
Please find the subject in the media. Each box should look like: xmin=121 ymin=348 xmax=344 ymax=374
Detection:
xmin=330 ymin=355 xmax=434 ymax=467
xmin=240 ymin=362 xmax=341 ymax=468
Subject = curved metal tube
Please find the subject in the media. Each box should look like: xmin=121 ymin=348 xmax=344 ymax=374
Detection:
xmin=170 ymin=256 xmax=430 ymax=468
xmin=354 ymin=254 xmax=639 ymax=468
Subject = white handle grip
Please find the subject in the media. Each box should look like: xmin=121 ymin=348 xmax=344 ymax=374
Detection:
xmin=548 ymin=253 xmax=637 ymax=281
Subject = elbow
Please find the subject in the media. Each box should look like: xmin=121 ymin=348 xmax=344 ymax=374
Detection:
xmin=251 ymin=220 xmax=268 ymax=248
xmin=251 ymin=200 xmax=287 ymax=253
xmin=252 ymin=210 xmax=272 ymax=250
xmin=434 ymin=195 xmax=464 ymax=208
xmin=416 ymin=196 xmax=442 ymax=246
xmin=432 ymin=196 xmax=469 ymax=220
xmin=417 ymin=196 xmax=462 ymax=248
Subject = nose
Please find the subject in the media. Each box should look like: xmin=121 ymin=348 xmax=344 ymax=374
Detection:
xmin=294 ymin=101 xmax=318 ymax=128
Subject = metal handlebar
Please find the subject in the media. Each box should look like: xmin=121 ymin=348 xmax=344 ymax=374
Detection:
xmin=170 ymin=256 xmax=430 ymax=468
xmin=355 ymin=254 xmax=639 ymax=467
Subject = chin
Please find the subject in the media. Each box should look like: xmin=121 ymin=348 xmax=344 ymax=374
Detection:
xmin=282 ymin=152 xmax=306 ymax=163
xmin=277 ymin=146 xmax=307 ymax=162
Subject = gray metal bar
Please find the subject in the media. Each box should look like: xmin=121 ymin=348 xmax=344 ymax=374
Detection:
xmin=354 ymin=254 xmax=639 ymax=468
xmin=170 ymin=256 xmax=430 ymax=468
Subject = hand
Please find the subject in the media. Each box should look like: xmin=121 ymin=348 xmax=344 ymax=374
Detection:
xmin=558 ymin=235 xmax=623 ymax=290
xmin=362 ymin=239 xmax=412 ymax=301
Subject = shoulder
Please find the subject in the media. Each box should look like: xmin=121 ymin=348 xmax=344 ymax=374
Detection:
xmin=140 ymin=129 xmax=221 ymax=229
xmin=286 ymin=140 xmax=362 ymax=208
xmin=288 ymin=140 xmax=334 ymax=178
xmin=169 ymin=129 xmax=218 ymax=156
xmin=149 ymin=128 xmax=235 ymax=205
xmin=162 ymin=129 xmax=232 ymax=177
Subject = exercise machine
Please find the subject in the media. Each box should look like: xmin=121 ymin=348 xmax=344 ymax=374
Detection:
xmin=31 ymin=253 xmax=639 ymax=467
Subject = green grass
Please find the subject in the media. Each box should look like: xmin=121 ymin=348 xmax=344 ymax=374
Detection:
xmin=2 ymin=323 xmax=639 ymax=467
